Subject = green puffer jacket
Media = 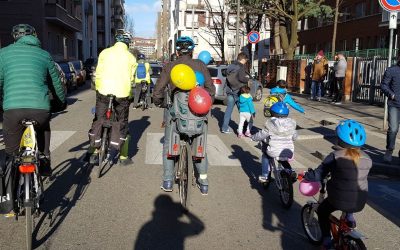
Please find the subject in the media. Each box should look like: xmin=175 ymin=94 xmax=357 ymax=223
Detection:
xmin=0 ymin=35 xmax=65 ymax=111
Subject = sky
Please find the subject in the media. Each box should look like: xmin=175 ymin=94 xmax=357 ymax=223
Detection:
xmin=124 ymin=0 xmax=161 ymax=38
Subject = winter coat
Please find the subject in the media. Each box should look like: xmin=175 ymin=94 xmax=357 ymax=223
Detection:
xmin=312 ymin=57 xmax=328 ymax=81
xmin=270 ymin=87 xmax=305 ymax=113
xmin=0 ymin=35 xmax=65 ymax=111
xmin=226 ymin=61 xmax=250 ymax=95
xmin=304 ymin=149 xmax=372 ymax=212
xmin=381 ymin=64 xmax=400 ymax=108
xmin=239 ymin=93 xmax=255 ymax=114
xmin=251 ymin=117 xmax=297 ymax=159
xmin=334 ymin=57 xmax=347 ymax=78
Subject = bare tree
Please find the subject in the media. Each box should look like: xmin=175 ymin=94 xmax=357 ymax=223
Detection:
xmin=124 ymin=14 xmax=135 ymax=36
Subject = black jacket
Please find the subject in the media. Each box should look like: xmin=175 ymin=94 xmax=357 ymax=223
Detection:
xmin=226 ymin=61 xmax=249 ymax=94
xmin=153 ymin=55 xmax=215 ymax=105
xmin=381 ymin=64 xmax=400 ymax=107
xmin=305 ymin=149 xmax=372 ymax=212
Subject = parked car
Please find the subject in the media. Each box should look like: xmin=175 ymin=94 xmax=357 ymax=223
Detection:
xmin=57 ymin=61 xmax=77 ymax=91
xmin=207 ymin=64 xmax=263 ymax=104
xmin=70 ymin=60 xmax=86 ymax=86
xmin=84 ymin=58 xmax=97 ymax=80
xmin=49 ymin=63 xmax=68 ymax=112
xmin=55 ymin=62 xmax=68 ymax=96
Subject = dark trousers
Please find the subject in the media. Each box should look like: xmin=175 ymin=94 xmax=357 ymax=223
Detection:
xmin=387 ymin=105 xmax=400 ymax=151
xmin=317 ymin=199 xmax=338 ymax=238
xmin=333 ymin=77 xmax=344 ymax=102
xmin=3 ymin=109 xmax=51 ymax=157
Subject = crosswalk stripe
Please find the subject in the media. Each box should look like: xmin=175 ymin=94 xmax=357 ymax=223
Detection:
xmin=145 ymin=133 xmax=241 ymax=166
xmin=50 ymin=131 xmax=76 ymax=152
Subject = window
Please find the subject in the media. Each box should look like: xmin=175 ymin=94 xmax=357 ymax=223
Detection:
xmin=355 ymin=2 xmax=366 ymax=18
xmin=208 ymin=68 xmax=218 ymax=77
xmin=186 ymin=13 xmax=199 ymax=28
xmin=193 ymin=36 xmax=199 ymax=44
xmin=221 ymin=69 xmax=227 ymax=77
xmin=227 ymin=14 xmax=236 ymax=28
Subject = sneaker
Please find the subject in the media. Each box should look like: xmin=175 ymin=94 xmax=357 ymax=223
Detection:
xmin=245 ymin=131 xmax=251 ymax=137
xmin=317 ymin=97 xmax=321 ymax=102
xmin=238 ymin=133 xmax=245 ymax=138
xmin=118 ymin=158 xmax=133 ymax=166
xmin=221 ymin=129 xmax=232 ymax=134
xmin=161 ymin=180 xmax=173 ymax=192
xmin=198 ymin=183 xmax=208 ymax=195
xmin=38 ymin=155 xmax=52 ymax=177
xmin=383 ymin=150 xmax=393 ymax=163
xmin=258 ymin=175 xmax=269 ymax=183
xmin=334 ymin=102 xmax=342 ymax=105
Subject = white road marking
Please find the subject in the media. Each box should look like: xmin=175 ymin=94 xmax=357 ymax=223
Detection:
xmin=50 ymin=131 xmax=76 ymax=152
xmin=145 ymin=133 xmax=241 ymax=166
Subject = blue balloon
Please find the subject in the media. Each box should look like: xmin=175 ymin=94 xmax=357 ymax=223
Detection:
xmin=198 ymin=51 xmax=212 ymax=65
xmin=195 ymin=71 xmax=205 ymax=86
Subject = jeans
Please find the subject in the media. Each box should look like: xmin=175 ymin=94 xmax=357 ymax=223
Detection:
xmin=387 ymin=105 xmax=400 ymax=151
xmin=162 ymin=108 xmax=208 ymax=184
xmin=311 ymin=80 xmax=322 ymax=99
xmin=222 ymin=93 xmax=239 ymax=131
xmin=333 ymin=77 xmax=344 ymax=102
xmin=261 ymin=153 xmax=271 ymax=177
xmin=238 ymin=112 xmax=253 ymax=134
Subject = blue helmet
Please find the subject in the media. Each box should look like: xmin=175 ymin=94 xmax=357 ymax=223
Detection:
xmin=270 ymin=102 xmax=289 ymax=117
xmin=138 ymin=53 xmax=145 ymax=60
xmin=176 ymin=36 xmax=195 ymax=54
xmin=336 ymin=120 xmax=366 ymax=147
xmin=115 ymin=33 xmax=131 ymax=46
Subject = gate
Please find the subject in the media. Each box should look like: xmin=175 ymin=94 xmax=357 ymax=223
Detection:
xmin=352 ymin=57 xmax=388 ymax=105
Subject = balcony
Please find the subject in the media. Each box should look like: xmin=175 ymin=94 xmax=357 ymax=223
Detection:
xmin=45 ymin=3 xmax=81 ymax=31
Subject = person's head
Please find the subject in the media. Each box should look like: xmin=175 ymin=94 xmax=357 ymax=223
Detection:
xmin=240 ymin=85 xmax=251 ymax=94
xmin=115 ymin=32 xmax=131 ymax=46
xmin=137 ymin=53 xmax=146 ymax=61
xmin=237 ymin=52 xmax=248 ymax=65
xmin=12 ymin=24 xmax=36 ymax=41
xmin=270 ymin=102 xmax=289 ymax=118
xmin=170 ymin=53 xmax=178 ymax=62
xmin=337 ymin=53 xmax=344 ymax=60
xmin=276 ymin=80 xmax=288 ymax=89
xmin=335 ymin=119 xmax=366 ymax=165
xmin=176 ymin=36 xmax=195 ymax=56
xmin=316 ymin=50 xmax=324 ymax=60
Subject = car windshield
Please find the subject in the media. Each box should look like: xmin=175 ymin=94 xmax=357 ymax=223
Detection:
xmin=151 ymin=66 xmax=162 ymax=77
xmin=208 ymin=68 xmax=218 ymax=77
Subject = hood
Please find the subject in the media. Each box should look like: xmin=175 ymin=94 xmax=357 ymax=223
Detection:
xmin=16 ymin=35 xmax=41 ymax=47
xmin=114 ymin=42 xmax=128 ymax=50
xmin=270 ymin=87 xmax=286 ymax=94
xmin=265 ymin=117 xmax=296 ymax=136
xmin=240 ymin=93 xmax=252 ymax=99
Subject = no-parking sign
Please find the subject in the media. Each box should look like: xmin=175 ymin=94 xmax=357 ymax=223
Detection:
xmin=247 ymin=31 xmax=260 ymax=44
xmin=379 ymin=0 xmax=400 ymax=12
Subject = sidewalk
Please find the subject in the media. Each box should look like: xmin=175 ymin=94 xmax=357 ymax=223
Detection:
xmin=284 ymin=93 xmax=400 ymax=176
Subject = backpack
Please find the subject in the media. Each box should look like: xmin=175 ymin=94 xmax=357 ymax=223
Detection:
xmin=263 ymin=93 xmax=286 ymax=117
xmin=136 ymin=63 xmax=146 ymax=79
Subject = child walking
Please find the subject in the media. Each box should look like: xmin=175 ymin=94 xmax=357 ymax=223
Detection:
xmin=303 ymin=120 xmax=372 ymax=249
xmin=251 ymin=102 xmax=297 ymax=183
xmin=238 ymin=86 xmax=255 ymax=138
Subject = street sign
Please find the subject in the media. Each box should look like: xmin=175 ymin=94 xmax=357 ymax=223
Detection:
xmin=389 ymin=11 xmax=398 ymax=29
xmin=247 ymin=31 xmax=260 ymax=44
xmin=379 ymin=0 xmax=400 ymax=12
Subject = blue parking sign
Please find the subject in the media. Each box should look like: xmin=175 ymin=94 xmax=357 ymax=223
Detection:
xmin=247 ymin=31 xmax=260 ymax=44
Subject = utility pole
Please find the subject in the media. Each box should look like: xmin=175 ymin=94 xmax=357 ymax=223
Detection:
xmin=331 ymin=0 xmax=340 ymax=57
xmin=191 ymin=6 xmax=195 ymax=38
xmin=235 ymin=0 xmax=241 ymax=58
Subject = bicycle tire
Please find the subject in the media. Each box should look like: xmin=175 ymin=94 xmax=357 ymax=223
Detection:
xmin=301 ymin=203 xmax=322 ymax=245
xmin=24 ymin=174 xmax=33 ymax=250
xmin=185 ymin=144 xmax=194 ymax=210
xmin=279 ymin=172 xmax=294 ymax=209
xmin=178 ymin=144 xmax=192 ymax=211
xmin=98 ymin=128 xmax=109 ymax=178
xmin=341 ymin=236 xmax=367 ymax=250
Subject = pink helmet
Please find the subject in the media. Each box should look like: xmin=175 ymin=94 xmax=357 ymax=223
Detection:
xmin=299 ymin=180 xmax=321 ymax=196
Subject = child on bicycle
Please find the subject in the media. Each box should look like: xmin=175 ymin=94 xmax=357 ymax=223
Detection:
xmin=251 ymin=102 xmax=297 ymax=183
xmin=304 ymin=120 xmax=372 ymax=249
xmin=238 ymin=86 xmax=255 ymax=138
xmin=270 ymin=80 xmax=305 ymax=114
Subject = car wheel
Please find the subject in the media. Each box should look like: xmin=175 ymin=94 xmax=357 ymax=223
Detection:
xmin=254 ymin=87 xmax=263 ymax=102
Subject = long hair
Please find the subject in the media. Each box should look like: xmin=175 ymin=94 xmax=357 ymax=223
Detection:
xmin=345 ymin=148 xmax=361 ymax=165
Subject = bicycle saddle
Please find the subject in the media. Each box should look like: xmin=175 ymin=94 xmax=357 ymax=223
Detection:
xmin=20 ymin=119 xmax=38 ymax=126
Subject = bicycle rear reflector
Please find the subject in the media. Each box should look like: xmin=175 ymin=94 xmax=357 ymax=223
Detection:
xmin=19 ymin=164 xmax=36 ymax=173
xmin=106 ymin=110 xmax=112 ymax=119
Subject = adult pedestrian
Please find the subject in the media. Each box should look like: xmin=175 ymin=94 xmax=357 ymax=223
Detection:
xmin=332 ymin=53 xmax=347 ymax=104
xmin=381 ymin=55 xmax=400 ymax=163
xmin=310 ymin=50 xmax=328 ymax=101
xmin=221 ymin=52 xmax=250 ymax=133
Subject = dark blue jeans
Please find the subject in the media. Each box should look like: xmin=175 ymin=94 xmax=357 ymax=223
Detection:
xmin=221 ymin=93 xmax=239 ymax=132
xmin=311 ymin=80 xmax=322 ymax=99
xmin=387 ymin=105 xmax=400 ymax=151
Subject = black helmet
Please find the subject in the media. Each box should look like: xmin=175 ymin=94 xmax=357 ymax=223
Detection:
xmin=138 ymin=53 xmax=145 ymax=60
xmin=115 ymin=32 xmax=131 ymax=46
xmin=176 ymin=36 xmax=195 ymax=54
xmin=12 ymin=24 xmax=36 ymax=41
xmin=170 ymin=53 xmax=178 ymax=61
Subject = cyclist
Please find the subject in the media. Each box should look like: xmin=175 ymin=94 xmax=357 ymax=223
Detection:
xmin=132 ymin=53 xmax=152 ymax=109
xmin=269 ymin=80 xmax=305 ymax=114
xmin=0 ymin=24 xmax=65 ymax=179
xmin=88 ymin=32 xmax=137 ymax=165
xmin=153 ymin=36 xmax=215 ymax=195
xmin=304 ymin=120 xmax=372 ymax=249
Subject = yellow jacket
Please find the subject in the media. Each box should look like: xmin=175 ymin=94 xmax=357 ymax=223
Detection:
xmin=134 ymin=61 xmax=151 ymax=84
xmin=95 ymin=42 xmax=137 ymax=98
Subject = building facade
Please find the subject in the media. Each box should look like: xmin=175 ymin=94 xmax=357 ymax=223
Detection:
xmin=132 ymin=37 xmax=157 ymax=59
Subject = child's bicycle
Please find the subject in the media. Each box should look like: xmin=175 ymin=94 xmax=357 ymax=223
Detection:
xmin=263 ymin=93 xmax=285 ymax=117
xmin=299 ymin=174 xmax=367 ymax=250
xmin=261 ymin=157 xmax=297 ymax=209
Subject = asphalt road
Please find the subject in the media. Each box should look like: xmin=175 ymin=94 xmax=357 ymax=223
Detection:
xmin=0 ymin=84 xmax=399 ymax=250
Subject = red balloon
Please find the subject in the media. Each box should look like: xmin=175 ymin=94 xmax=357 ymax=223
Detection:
xmin=188 ymin=87 xmax=212 ymax=115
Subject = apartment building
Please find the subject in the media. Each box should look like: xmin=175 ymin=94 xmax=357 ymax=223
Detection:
xmin=297 ymin=0 xmax=397 ymax=55
xmin=132 ymin=37 xmax=157 ymax=59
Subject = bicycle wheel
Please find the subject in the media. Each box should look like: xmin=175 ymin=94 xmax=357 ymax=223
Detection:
xmin=178 ymin=144 xmax=192 ymax=211
xmin=341 ymin=236 xmax=367 ymax=250
xmin=24 ymin=174 xmax=33 ymax=250
xmin=301 ymin=203 xmax=322 ymax=245
xmin=98 ymin=128 xmax=109 ymax=178
xmin=279 ymin=172 xmax=293 ymax=209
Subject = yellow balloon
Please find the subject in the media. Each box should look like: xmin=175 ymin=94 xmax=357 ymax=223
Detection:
xmin=170 ymin=64 xmax=196 ymax=90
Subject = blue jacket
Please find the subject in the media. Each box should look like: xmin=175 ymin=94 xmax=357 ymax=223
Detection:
xmin=381 ymin=64 xmax=400 ymax=107
xmin=239 ymin=93 xmax=255 ymax=114
xmin=270 ymin=87 xmax=305 ymax=113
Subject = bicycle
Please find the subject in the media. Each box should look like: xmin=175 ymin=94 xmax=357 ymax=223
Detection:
xmin=138 ymin=80 xmax=150 ymax=111
xmin=300 ymin=175 xmax=367 ymax=250
xmin=13 ymin=119 xmax=44 ymax=250
xmin=261 ymin=157 xmax=296 ymax=209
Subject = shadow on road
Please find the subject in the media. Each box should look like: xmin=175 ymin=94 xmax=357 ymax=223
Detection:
xmin=230 ymin=144 xmax=316 ymax=250
xmin=211 ymin=106 xmax=239 ymax=132
xmin=134 ymin=195 xmax=204 ymax=250
xmin=127 ymin=115 xmax=150 ymax=159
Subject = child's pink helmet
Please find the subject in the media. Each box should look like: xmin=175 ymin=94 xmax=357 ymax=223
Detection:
xmin=299 ymin=180 xmax=321 ymax=196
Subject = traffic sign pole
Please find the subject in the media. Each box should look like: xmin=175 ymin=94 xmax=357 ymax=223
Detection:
xmin=247 ymin=31 xmax=260 ymax=77
xmin=251 ymin=44 xmax=256 ymax=76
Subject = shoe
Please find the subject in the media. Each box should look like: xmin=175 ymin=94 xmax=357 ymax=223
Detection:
xmin=39 ymin=155 xmax=52 ymax=177
xmin=334 ymin=102 xmax=342 ymax=105
xmin=317 ymin=97 xmax=321 ymax=102
xmin=89 ymin=153 xmax=99 ymax=165
xmin=258 ymin=175 xmax=269 ymax=183
xmin=119 ymin=158 xmax=133 ymax=166
xmin=383 ymin=150 xmax=393 ymax=163
xmin=308 ymin=97 xmax=315 ymax=101
xmin=199 ymin=183 xmax=208 ymax=195
xmin=245 ymin=131 xmax=251 ymax=137
xmin=221 ymin=129 xmax=232 ymax=134
xmin=238 ymin=133 xmax=245 ymax=138
xmin=161 ymin=180 xmax=173 ymax=192
xmin=346 ymin=220 xmax=357 ymax=228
